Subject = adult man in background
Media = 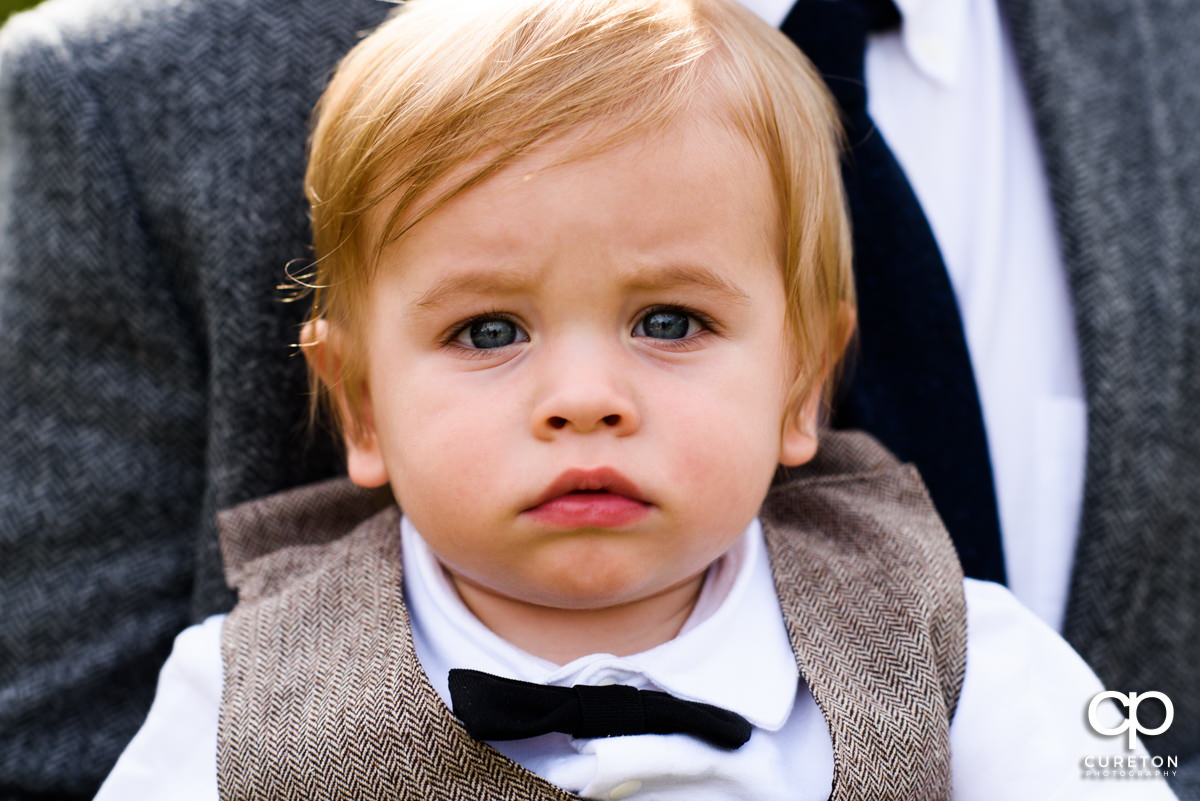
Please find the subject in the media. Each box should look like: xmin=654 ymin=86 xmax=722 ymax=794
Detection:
xmin=1 ymin=0 xmax=1196 ymax=798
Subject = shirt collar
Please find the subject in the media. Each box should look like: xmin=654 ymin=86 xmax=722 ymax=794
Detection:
xmin=891 ymin=0 xmax=969 ymax=87
xmin=402 ymin=516 xmax=800 ymax=732
xmin=737 ymin=0 xmax=968 ymax=88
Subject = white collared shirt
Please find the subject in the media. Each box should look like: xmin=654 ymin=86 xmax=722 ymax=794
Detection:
xmin=96 ymin=517 xmax=1173 ymax=801
xmin=404 ymin=518 xmax=831 ymax=800
xmin=742 ymin=0 xmax=1089 ymax=632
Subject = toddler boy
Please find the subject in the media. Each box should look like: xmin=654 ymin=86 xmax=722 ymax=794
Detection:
xmin=96 ymin=0 xmax=1175 ymax=798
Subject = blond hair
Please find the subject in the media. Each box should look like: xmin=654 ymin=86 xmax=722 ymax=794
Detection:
xmin=302 ymin=0 xmax=854 ymax=440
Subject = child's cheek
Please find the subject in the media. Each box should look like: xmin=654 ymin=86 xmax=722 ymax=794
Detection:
xmin=661 ymin=395 xmax=777 ymax=500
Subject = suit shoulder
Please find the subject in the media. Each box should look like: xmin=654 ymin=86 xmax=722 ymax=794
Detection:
xmin=1 ymin=0 xmax=386 ymax=95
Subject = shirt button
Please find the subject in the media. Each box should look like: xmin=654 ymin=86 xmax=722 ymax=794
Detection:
xmin=609 ymin=780 xmax=643 ymax=800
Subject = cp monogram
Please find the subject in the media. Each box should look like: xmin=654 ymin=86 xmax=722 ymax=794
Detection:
xmin=1087 ymin=691 xmax=1174 ymax=750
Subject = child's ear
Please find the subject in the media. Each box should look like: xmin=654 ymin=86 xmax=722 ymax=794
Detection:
xmin=301 ymin=319 xmax=390 ymax=489
xmin=779 ymin=385 xmax=821 ymax=467
xmin=779 ymin=303 xmax=856 ymax=467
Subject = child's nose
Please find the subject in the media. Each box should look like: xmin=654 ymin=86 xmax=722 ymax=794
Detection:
xmin=543 ymin=410 xmax=628 ymax=433
xmin=530 ymin=348 xmax=640 ymax=439
xmin=532 ymin=392 xmax=640 ymax=439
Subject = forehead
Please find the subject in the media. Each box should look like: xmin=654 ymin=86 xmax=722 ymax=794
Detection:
xmin=371 ymin=106 xmax=783 ymax=294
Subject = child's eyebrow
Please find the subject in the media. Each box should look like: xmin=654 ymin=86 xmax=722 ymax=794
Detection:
xmin=621 ymin=265 xmax=752 ymax=306
xmin=414 ymin=264 xmax=752 ymax=310
xmin=414 ymin=269 xmax=534 ymax=311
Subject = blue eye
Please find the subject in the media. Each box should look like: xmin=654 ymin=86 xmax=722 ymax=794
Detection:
xmin=636 ymin=309 xmax=693 ymax=340
xmin=455 ymin=316 xmax=528 ymax=349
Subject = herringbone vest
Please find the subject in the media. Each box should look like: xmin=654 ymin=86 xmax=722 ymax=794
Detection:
xmin=216 ymin=431 xmax=966 ymax=800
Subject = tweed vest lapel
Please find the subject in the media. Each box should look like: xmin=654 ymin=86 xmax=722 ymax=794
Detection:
xmin=998 ymin=0 xmax=1200 ymax=760
xmin=217 ymin=432 xmax=965 ymax=800
xmin=762 ymin=433 xmax=965 ymax=798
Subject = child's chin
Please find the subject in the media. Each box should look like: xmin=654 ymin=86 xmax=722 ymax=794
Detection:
xmin=533 ymin=567 xmax=701 ymax=613
xmin=523 ymin=554 xmax=661 ymax=605
xmin=528 ymin=580 xmax=650 ymax=611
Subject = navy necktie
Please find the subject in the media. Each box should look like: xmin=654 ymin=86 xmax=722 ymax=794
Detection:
xmin=449 ymin=668 xmax=753 ymax=750
xmin=781 ymin=0 xmax=1006 ymax=583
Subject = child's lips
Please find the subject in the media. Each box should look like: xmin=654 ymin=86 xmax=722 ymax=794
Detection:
xmin=525 ymin=492 xmax=651 ymax=528
xmin=524 ymin=467 xmax=652 ymax=528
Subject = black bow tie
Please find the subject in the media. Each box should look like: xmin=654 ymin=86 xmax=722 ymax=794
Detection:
xmin=448 ymin=668 xmax=753 ymax=750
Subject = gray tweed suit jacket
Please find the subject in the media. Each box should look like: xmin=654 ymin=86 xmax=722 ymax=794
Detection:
xmin=0 ymin=0 xmax=1197 ymax=798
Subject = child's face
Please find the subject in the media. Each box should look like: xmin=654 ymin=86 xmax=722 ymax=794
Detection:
xmin=331 ymin=109 xmax=819 ymax=620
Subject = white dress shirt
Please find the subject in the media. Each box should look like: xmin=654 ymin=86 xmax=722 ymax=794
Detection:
xmin=743 ymin=0 xmax=1089 ymax=632
xmin=95 ymin=517 xmax=1173 ymax=801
